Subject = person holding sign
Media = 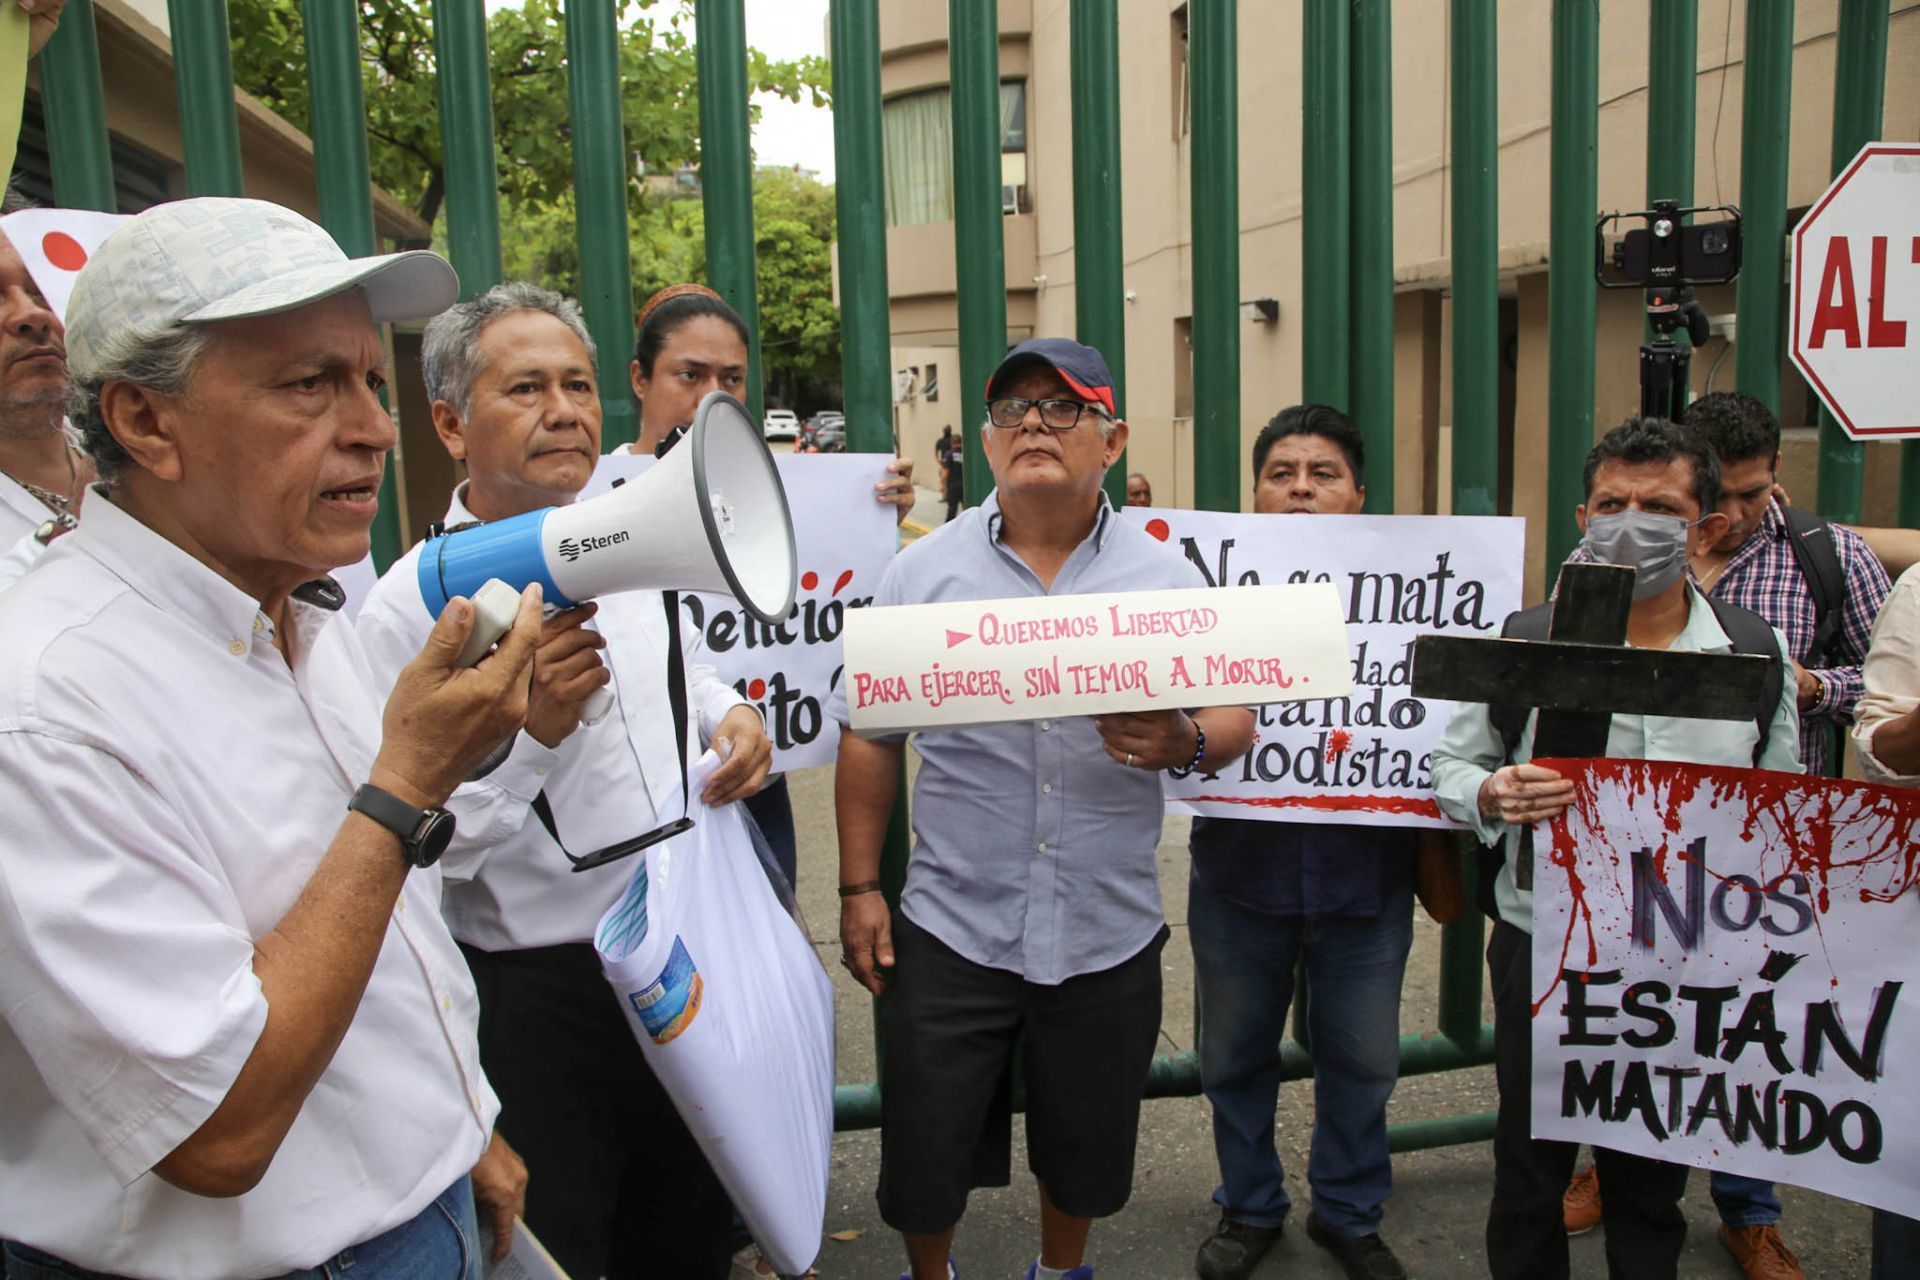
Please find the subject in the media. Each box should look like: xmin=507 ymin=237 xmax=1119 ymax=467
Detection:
xmin=832 ymin=338 xmax=1255 ymax=1280
xmin=0 ymin=197 xmax=540 ymax=1278
xmin=1189 ymin=406 xmax=1413 ymax=1280
xmin=1431 ymin=418 xmax=1802 ymax=1280
xmin=356 ymin=282 xmax=771 ymax=1280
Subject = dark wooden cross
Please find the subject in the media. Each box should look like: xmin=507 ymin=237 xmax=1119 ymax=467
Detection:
xmin=1411 ymin=562 xmax=1775 ymax=888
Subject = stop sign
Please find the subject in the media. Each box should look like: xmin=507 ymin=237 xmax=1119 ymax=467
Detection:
xmin=1789 ymin=142 xmax=1920 ymax=440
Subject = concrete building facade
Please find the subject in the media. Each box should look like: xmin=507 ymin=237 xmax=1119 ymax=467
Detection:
xmin=868 ymin=0 xmax=1919 ymax=593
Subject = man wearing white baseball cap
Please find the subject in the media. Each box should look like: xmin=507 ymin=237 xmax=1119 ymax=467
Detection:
xmin=0 ymin=197 xmax=541 ymax=1279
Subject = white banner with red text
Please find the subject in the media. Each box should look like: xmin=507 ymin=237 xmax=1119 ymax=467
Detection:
xmin=841 ymin=582 xmax=1354 ymax=735
xmin=1530 ymin=758 xmax=1920 ymax=1218
xmin=1118 ymin=508 xmax=1524 ymax=827
xmin=581 ymin=452 xmax=899 ymax=771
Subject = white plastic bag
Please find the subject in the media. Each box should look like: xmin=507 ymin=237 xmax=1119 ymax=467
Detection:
xmin=594 ymin=751 xmax=835 ymax=1276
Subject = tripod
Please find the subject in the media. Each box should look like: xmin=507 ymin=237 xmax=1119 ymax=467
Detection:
xmin=1639 ymin=283 xmax=1711 ymax=422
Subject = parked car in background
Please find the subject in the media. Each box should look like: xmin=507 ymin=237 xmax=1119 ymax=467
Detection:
xmin=763 ymin=408 xmax=800 ymax=441
xmin=800 ymin=410 xmax=845 ymax=452
xmin=811 ymin=417 xmax=847 ymax=452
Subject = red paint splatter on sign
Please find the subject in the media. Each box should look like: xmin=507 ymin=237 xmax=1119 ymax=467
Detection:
xmin=747 ymin=678 xmax=767 ymax=700
xmin=1325 ymin=729 xmax=1353 ymax=760
xmin=1144 ymin=518 xmax=1171 ymax=542
xmin=42 ymin=232 xmax=87 ymax=272
xmin=1187 ymin=792 xmax=1444 ymax=819
xmin=800 ymin=570 xmax=819 ymax=591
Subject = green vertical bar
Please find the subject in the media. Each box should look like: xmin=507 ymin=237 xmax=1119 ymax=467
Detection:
xmin=1645 ymin=0 xmax=1696 ymax=345
xmin=830 ymin=0 xmax=910 ymax=1066
xmin=1071 ymin=0 xmax=1128 ymax=507
xmin=1731 ymin=0 xmax=1791 ymax=416
xmin=1349 ymin=0 xmax=1393 ymax=511
xmin=433 ymin=0 xmax=502 ymax=298
xmin=303 ymin=0 xmax=403 ymax=570
xmin=1815 ymin=0 xmax=1886 ymax=523
xmin=37 ymin=0 xmax=116 ymax=211
xmin=1437 ymin=848 xmax=1485 ymax=1048
xmin=1301 ymin=0 xmax=1350 ymax=412
xmin=566 ymin=0 xmax=638 ymax=449
xmin=1189 ymin=0 xmax=1239 ymax=513
xmin=1546 ymin=0 xmax=1598 ymax=576
xmin=950 ymin=0 xmax=1005 ymax=508
xmin=697 ymin=0 xmax=764 ymax=425
xmin=1451 ymin=0 xmax=1499 ymax=518
xmin=1645 ymin=0 xmax=1696 ymax=208
xmin=166 ymin=0 xmax=244 ymax=196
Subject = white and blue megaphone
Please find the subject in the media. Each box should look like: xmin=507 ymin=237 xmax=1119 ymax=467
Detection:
xmin=418 ymin=390 xmax=797 ymax=649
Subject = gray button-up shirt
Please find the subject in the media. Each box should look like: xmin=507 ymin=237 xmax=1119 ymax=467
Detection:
xmin=833 ymin=490 xmax=1205 ymax=984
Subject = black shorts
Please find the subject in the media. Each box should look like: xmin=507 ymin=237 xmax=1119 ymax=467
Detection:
xmin=876 ymin=911 xmax=1168 ymax=1234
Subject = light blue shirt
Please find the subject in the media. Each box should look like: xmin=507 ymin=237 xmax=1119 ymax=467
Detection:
xmin=831 ymin=490 xmax=1206 ymax=985
xmin=1430 ymin=585 xmax=1804 ymax=933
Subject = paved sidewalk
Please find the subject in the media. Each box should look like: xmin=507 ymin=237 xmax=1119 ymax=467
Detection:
xmin=775 ymin=763 xmax=1877 ymax=1280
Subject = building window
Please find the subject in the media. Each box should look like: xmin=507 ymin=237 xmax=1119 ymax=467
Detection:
xmin=924 ymin=362 xmax=939 ymax=402
xmin=1171 ymin=5 xmax=1190 ymax=140
xmin=1173 ymin=316 xmax=1194 ymax=420
xmin=882 ymin=80 xmax=1030 ymax=226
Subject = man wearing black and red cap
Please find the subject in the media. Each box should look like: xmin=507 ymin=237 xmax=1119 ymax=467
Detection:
xmin=832 ymin=338 xmax=1256 ymax=1280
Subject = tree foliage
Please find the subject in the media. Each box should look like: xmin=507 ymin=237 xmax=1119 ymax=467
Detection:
xmin=229 ymin=0 xmax=827 ymax=229
xmin=228 ymin=0 xmax=840 ymax=406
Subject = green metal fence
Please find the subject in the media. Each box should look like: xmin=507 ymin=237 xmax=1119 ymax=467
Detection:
xmin=34 ymin=0 xmax=1908 ymax=1150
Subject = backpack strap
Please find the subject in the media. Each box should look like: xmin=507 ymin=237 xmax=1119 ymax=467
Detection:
xmin=1702 ymin=595 xmax=1786 ymax=766
xmin=1778 ymin=504 xmax=1846 ymax=668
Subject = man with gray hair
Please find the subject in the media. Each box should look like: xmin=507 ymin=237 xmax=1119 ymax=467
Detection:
xmin=357 ymin=281 xmax=771 ymax=1280
xmin=0 ymin=196 xmax=543 ymax=1277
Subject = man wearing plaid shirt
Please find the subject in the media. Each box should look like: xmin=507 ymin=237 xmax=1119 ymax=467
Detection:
xmin=1683 ymin=392 xmax=1890 ymax=778
xmin=1561 ymin=393 xmax=1890 ymax=1280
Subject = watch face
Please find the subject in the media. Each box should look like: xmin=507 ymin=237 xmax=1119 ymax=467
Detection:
xmin=413 ymin=809 xmax=457 ymax=868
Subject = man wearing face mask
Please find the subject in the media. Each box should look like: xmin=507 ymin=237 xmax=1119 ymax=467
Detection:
xmin=1430 ymin=417 xmax=1802 ymax=1280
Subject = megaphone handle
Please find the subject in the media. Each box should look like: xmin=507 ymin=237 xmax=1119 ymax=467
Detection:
xmin=452 ymin=578 xmax=524 ymax=669
xmin=581 ymin=685 xmax=615 ymax=725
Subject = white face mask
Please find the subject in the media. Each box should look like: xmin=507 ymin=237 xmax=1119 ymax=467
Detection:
xmin=1580 ymin=509 xmax=1696 ymax=600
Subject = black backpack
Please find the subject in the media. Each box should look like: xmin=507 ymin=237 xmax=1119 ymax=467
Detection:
xmin=1472 ymin=593 xmax=1786 ymax=919
xmin=1778 ymin=504 xmax=1847 ymax=668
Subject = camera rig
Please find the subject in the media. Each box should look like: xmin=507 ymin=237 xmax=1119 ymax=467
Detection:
xmin=1595 ymin=199 xmax=1743 ymax=422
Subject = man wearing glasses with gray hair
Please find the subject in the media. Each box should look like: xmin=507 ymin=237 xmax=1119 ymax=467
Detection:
xmin=833 ymin=338 xmax=1256 ymax=1280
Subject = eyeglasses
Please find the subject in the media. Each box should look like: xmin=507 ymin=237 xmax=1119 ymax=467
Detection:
xmin=986 ymin=396 xmax=1110 ymax=431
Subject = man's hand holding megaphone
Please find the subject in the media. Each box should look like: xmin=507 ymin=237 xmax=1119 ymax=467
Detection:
xmin=370 ymin=584 xmax=544 ymax=811
xmin=524 ymin=601 xmax=611 ymax=749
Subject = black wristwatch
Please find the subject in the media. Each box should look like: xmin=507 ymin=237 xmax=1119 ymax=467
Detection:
xmin=349 ymin=783 xmax=457 ymax=869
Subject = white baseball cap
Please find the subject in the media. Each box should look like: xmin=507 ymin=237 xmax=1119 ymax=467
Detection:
xmin=65 ymin=197 xmax=460 ymax=381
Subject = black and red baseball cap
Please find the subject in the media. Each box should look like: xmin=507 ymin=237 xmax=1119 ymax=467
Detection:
xmin=984 ymin=338 xmax=1117 ymax=418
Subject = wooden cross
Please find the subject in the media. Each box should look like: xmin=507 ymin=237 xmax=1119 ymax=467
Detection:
xmin=1411 ymin=562 xmax=1775 ymax=888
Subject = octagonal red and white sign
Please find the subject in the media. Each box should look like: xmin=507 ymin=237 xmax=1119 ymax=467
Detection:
xmin=1789 ymin=142 xmax=1920 ymax=441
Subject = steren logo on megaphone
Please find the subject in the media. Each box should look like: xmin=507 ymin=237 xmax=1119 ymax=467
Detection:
xmin=556 ymin=530 xmax=632 ymax=562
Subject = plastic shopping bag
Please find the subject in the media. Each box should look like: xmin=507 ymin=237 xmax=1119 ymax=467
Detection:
xmin=594 ymin=751 xmax=835 ymax=1276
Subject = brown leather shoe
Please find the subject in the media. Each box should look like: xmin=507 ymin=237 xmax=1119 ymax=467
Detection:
xmin=1718 ymin=1223 xmax=1806 ymax=1280
xmin=1563 ymin=1165 xmax=1602 ymax=1236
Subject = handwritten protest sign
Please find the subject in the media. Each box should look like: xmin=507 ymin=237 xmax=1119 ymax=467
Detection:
xmin=841 ymin=582 xmax=1352 ymax=735
xmin=580 ymin=452 xmax=897 ymax=771
xmin=1531 ymin=758 xmax=1920 ymax=1217
xmin=1119 ymin=508 xmax=1524 ymax=827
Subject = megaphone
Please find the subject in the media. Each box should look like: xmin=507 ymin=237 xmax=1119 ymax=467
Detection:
xmin=417 ymin=390 xmax=798 ymax=625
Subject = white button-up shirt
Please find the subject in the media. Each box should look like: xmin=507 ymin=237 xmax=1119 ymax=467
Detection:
xmin=0 ymin=469 xmax=50 ymax=546
xmin=0 ymin=492 xmax=496 ymax=1277
xmin=1854 ymin=563 xmax=1920 ymax=785
xmin=355 ymin=484 xmax=747 ymax=952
